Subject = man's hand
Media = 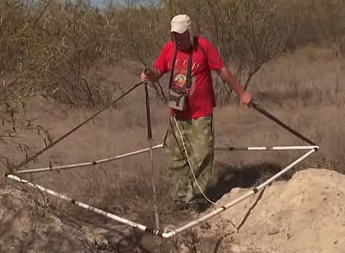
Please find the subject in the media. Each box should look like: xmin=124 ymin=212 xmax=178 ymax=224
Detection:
xmin=240 ymin=91 xmax=252 ymax=106
xmin=140 ymin=68 xmax=161 ymax=83
xmin=140 ymin=70 xmax=151 ymax=82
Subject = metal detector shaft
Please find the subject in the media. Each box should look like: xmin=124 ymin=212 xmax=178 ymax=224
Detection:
xmin=145 ymin=83 xmax=160 ymax=230
xmin=251 ymin=103 xmax=316 ymax=146
xmin=145 ymin=82 xmax=153 ymax=140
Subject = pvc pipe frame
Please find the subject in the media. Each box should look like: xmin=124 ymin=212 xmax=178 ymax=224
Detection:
xmin=16 ymin=145 xmax=316 ymax=175
xmin=5 ymin=146 xmax=318 ymax=238
xmin=15 ymin=144 xmax=164 ymax=175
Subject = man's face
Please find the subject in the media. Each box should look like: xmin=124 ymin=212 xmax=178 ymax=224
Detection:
xmin=171 ymin=30 xmax=192 ymax=52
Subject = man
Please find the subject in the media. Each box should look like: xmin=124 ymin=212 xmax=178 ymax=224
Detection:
xmin=141 ymin=14 xmax=252 ymax=212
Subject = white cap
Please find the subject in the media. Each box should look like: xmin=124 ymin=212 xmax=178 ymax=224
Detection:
xmin=170 ymin=14 xmax=192 ymax=34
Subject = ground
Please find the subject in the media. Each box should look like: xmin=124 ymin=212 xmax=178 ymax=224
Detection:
xmin=1 ymin=168 xmax=344 ymax=253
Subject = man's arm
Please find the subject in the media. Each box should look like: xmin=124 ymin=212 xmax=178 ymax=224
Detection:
xmin=216 ymin=66 xmax=245 ymax=96
xmin=216 ymin=66 xmax=252 ymax=105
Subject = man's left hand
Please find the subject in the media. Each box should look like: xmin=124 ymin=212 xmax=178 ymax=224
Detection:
xmin=240 ymin=92 xmax=253 ymax=106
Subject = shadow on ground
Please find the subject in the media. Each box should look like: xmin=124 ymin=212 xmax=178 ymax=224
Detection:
xmin=206 ymin=161 xmax=295 ymax=203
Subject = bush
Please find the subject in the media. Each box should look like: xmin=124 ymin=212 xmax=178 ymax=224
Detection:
xmin=2 ymin=0 xmax=345 ymax=107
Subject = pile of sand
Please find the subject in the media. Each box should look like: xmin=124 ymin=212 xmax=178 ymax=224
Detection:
xmin=196 ymin=168 xmax=345 ymax=253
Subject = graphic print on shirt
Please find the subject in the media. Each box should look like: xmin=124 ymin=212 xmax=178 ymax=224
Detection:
xmin=171 ymin=59 xmax=199 ymax=96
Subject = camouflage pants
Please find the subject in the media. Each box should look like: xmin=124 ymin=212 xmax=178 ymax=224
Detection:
xmin=166 ymin=114 xmax=214 ymax=205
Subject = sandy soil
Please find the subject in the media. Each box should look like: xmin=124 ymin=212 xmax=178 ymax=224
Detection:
xmin=195 ymin=168 xmax=345 ymax=253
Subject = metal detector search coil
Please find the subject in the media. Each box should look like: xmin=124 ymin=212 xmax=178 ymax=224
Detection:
xmin=3 ymin=80 xmax=319 ymax=238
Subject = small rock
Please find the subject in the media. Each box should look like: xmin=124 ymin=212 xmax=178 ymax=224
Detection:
xmin=267 ymin=228 xmax=279 ymax=236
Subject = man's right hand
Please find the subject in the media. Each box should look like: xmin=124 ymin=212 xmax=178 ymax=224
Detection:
xmin=140 ymin=68 xmax=159 ymax=83
xmin=140 ymin=70 xmax=150 ymax=82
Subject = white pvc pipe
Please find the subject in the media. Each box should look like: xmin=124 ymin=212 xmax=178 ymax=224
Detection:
xmin=247 ymin=146 xmax=317 ymax=151
xmin=15 ymin=144 xmax=164 ymax=175
xmin=255 ymin=148 xmax=317 ymax=191
xmin=4 ymin=174 xmax=154 ymax=234
xmin=15 ymin=145 xmax=316 ymax=175
xmin=215 ymin=145 xmax=318 ymax=151
xmin=5 ymin=148 xmax=318 ymax=238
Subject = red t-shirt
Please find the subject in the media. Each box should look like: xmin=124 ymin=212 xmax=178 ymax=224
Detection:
xmin=153 ymin=36 xmax=224 ymax=119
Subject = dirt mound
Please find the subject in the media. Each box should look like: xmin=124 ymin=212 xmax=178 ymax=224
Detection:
xmin=0 ymin=180 xmax=172 ymax=253
xmin=0 ymin=180 xmax=109 ymax=253
xmin=198 ymin=168 xmax=345 ymax=253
